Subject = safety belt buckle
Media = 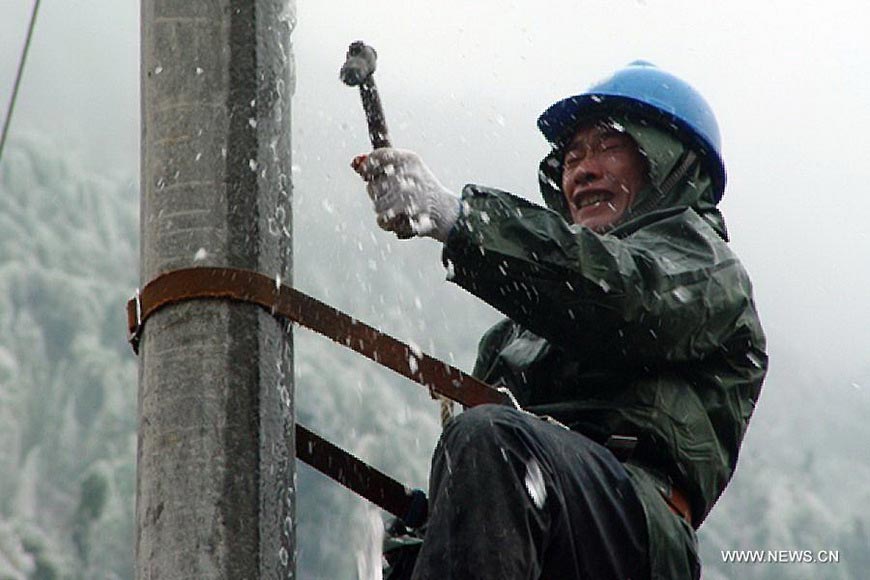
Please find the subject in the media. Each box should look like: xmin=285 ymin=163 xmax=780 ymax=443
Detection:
xmin=127 ymin=289 xmax=143 ymax=355
xmin=605 ymin=434 xmax=638 ymax=462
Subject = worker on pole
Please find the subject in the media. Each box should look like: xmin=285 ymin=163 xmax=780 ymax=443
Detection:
xmin=354 ymin=61 xmax=767 ymax=579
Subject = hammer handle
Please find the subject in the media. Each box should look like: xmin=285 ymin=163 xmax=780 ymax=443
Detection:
xmin=360 ymin=77 xmax=391 ymax=149
xmin=357 ymin=65 xmax=413 ymax=238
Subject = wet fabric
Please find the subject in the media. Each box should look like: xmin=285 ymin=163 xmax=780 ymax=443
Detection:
xmin=410 ymin=405 xmax=650 ymax=580
xmin=433 ymin=120 xmax=766 ymax=578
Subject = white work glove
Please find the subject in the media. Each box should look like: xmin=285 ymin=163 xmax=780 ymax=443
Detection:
xmin=352 ymin=148 xmax=460 ymax=242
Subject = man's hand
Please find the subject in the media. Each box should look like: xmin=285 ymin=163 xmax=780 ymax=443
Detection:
xmin=352 ymin=149 xmax=460 ymax=242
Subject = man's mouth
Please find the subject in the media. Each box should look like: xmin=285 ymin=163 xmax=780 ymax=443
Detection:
xmin=573 ymin=190 xmax=613 ymax=210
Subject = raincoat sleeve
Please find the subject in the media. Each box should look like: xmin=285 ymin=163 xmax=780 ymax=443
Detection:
xmin=443 ymin=185 xmax=757 ymax=367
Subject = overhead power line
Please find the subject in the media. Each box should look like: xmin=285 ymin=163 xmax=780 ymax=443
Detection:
xmin=0 ymin=0 xmax=42 ymax=165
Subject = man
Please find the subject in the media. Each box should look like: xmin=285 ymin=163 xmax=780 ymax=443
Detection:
xmin=354 ymin=61 xmax=767 ymax=579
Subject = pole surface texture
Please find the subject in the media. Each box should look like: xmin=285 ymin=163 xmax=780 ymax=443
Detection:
xmin=138 ymin=1 xmax=296 ymax=578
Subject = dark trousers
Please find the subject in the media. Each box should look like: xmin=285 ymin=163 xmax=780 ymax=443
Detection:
xmin=411 ymin=405 xmax=649 ymax=580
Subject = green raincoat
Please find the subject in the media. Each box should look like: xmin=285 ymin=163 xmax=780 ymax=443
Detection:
xmin=441 ymin=119 xmax=768 ymax=578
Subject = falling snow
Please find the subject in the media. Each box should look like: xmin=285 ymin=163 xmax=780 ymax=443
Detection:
xmin=524 ymin=458 xmax=546 ymax=509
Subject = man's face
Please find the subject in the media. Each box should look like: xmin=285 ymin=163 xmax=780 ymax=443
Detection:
xmin=560 ymin=122 xmax=649 ymax=231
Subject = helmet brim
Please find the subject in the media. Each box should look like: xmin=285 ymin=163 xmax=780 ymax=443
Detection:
xmin=537 ymin=93 xmax=727 ymax=202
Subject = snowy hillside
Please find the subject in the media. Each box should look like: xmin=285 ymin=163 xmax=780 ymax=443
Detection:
xmin=1 ymin=134 xmax=868 ymax=579
xmin=0 ymin=136 xmax=137 ymax=578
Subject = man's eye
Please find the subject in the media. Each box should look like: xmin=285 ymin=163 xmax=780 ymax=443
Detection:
xmin=564 ymin=152 xmax=583 ymax=166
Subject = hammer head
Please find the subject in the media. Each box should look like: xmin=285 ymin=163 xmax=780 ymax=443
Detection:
xmin=340 ymin=41 xmax=378 ymax=86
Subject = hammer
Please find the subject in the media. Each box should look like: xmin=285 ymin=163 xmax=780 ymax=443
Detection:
xmin=341 ymin=41 xmax=391 ymax=149
xmin=341 ymin=41 xmax=414 ymax=238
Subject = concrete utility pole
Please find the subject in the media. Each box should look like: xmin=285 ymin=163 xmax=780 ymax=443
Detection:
xmin=138 ymin=1 xmax=296 ymax=578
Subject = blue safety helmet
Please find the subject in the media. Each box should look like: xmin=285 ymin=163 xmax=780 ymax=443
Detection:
xmin=537 ymin=61 xmax=726 ymax=201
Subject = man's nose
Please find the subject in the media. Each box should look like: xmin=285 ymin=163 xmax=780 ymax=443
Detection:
xmin=570 ymin=156 xmax=603 ymax=185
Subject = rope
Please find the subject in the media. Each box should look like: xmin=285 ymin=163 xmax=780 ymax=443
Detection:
xmin=439 ymin=396 xmax=454 ymax=426
xmin=0 ymin=0 xmax=42 ymax=165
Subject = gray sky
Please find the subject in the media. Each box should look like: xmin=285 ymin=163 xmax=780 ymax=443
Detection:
xmin=2 ymin=0 xmax=868 ymax=386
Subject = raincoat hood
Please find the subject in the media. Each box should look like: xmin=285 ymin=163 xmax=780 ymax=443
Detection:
xmin=538 ymin=115 xmax=729 ymax=240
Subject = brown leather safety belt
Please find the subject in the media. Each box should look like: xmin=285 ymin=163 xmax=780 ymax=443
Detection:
xmin=295 ymin=422 xmax=427 ymax=526
xmin=127 ymin=267 xmax=511 ymax=407
xmin=126 ymin=266 xmax=512 ymax=524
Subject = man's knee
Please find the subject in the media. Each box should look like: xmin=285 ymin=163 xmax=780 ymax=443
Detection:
xmin=443 ymin=404 xmax=523 ymax=439
xmin=436 ymin=405 xmax=536 ymax=462
xmin=430 ymin=405 xmax=533 ymax=494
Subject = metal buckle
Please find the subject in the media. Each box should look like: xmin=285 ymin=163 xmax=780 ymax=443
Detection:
xmin=605 ymin=434 xmax=638 ymax=462
xmin=135 ymin=288 xmax=142 ymax=328
xmin=128 ymin=288 xmax=143 ymax=354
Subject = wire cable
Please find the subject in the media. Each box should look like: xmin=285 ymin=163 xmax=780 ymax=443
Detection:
xmin=0 ymin=0 xmax=42 ymax=165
